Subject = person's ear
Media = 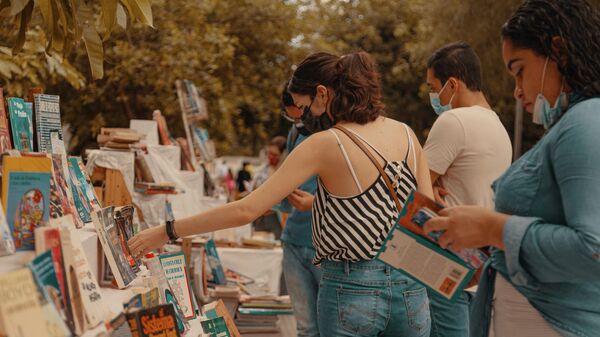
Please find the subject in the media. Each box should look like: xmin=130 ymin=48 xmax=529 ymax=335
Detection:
xmin=316 ymin=85 xmax=328 ymax=101
xmin=551 ymin=36 xmax=568 ymax=67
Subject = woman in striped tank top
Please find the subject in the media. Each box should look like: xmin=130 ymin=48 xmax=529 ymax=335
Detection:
xmin=129 ymin=51 xmax=434 ymax=337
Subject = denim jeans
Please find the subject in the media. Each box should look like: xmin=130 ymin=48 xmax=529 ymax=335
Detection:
xmin=429 ymin=290 xmax=470 ymax=337
xmin=318 ymin=259 xmax=431 ymax=337
xmin=283 ymin=242 xmax=323 ymax=337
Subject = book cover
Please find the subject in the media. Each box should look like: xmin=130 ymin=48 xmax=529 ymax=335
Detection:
xmin=144 ymin=256 xmax=189 ymax=334
xmin=0 ymin=88 xmax=12 ymax=153
xmin=152 ymin=110 xmax=173 ymax=146
xmin=202 ymin=299 xmax=241 ymax=337
xmin=28 ymin=250 xmax=71 ymax=337
xmin=126 ymin=303 xmax=181 ymax=337
xmin=67 ymin=158 xmax=93 ymax=223
xmin=33 ymin=94 xmax=63 ymax=153
xmin=70 ymin=156 xmax=101 ymax=212
xmin=159 ymin=252 xmax=196 ymax=320
xmin=205 ymin=239 xmax=227 ymax=285
xmin=0 ymin=268 xmax=52 ymax=337
xmin=0 ymin=203 xmax=15 ymax=256
xmin=1 ymin=155 xmax=53 ymax=212
xmin=201 ymin=316 xmax=232 ymax=337
xmin=7 ymin=97 xmax=33 ymax=152
xmin=6 ymin=171 xmax=51 ymax=250
xmin=115 ymin=205 xmax=140 ymax=270
xmin=51 ymin=153 xmax=82 ymax=228
xmin=124 ymin=288 xmax=160 ymax=310
xmin=92 ymin=207 xmax=137 ymax=289
xmin=34 ymin=226 xmax=74 ymax=332
xmin=377 ymin=191 xmax=480 ymax=302
xmin=60 ymin=223 xmax=109 ymax=334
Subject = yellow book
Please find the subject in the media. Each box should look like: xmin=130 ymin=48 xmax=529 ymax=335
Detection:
xmin=1 ymin=155 xmax=52 ymax=212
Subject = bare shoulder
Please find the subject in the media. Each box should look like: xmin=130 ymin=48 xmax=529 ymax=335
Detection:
xmin=291 ymin=129 xmax=337 ymax=154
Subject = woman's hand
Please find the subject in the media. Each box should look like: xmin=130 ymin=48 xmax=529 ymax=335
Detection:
xmin=128 ymin=225 xmax=170 ymax=259
xmin=423 ymin=206 xmax=509 ymax=250
xmin=287 ymin=189 xmax=314 ymax=212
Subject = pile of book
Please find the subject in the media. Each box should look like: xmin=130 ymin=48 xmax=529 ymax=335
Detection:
xmin=96 ymin=127 xmax=143 ymax=150
xmin=234 ymin=295 xmax=293 ymax=337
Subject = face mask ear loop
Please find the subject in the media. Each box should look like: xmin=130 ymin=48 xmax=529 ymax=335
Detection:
xmin=540 ymin=56 xmax=549 ymax=95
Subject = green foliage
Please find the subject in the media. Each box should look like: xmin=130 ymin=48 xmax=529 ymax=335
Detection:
xmin=3 ymin=0 xmax=599 ymax=156
xmin=0 ymin=0 xmax=154 ymax=79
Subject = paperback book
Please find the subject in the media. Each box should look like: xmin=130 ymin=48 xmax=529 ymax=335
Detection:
xmin=0 ymin=203 xmax=15 ymax=256
xmin=7 ymin=97 xmax=33 ymax=152
xmin=126 ymin=303 xmax=181 ymax=337
xmin=33 ymin=94 xmax=63 ymax=153
xmin=0 ymin=88 xmax=12 ymax=153
xmin=159 ymin=252 xmax=196 ymax=319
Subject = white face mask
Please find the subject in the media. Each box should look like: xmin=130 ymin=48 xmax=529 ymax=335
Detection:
xmin=532 ymin=56 xmax=568 ymax=129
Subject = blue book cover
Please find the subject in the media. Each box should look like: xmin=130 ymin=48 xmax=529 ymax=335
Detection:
xmin=204 ymin=239 xmax=227 ymax=285
xmin=6 ymin=171 xmax=51 ymax=250
xmin=67 ymin=159 xmax=92 ymax=223
xmin=7 ymin=97 xmax=33 ymax=152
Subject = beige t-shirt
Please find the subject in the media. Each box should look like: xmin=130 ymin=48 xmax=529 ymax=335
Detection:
xmin=424 ymin=106 xmax=512 ymax=209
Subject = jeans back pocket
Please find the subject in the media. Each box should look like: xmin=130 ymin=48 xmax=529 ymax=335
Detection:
xmin=337 ymin=288 xmax=379 ymax=335
xmin=403 ymin=287 xmax=431 ymax=335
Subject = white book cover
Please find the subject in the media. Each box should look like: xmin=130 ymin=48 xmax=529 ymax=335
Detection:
xmin=159 ymin=252 xmax=196 ymax=319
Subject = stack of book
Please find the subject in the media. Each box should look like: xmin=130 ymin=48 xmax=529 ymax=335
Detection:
xmin=97 ymin=127 xmax=143 ymax=150
xmin=134 ymin=182 xmax=177 ymax=195
xmin=235 ymin=296 xmax=292 ymax=337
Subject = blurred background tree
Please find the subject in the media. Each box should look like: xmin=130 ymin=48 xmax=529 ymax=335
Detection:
xmin=1 ymin=0 xmax=598 ymax=157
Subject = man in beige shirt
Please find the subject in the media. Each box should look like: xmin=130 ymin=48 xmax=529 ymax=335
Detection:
xmin=424 ymin=42 xmax=512 ymax=337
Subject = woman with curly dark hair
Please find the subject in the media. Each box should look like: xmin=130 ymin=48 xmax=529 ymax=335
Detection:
xmin=424 ymin=1 xmax=600 ymax=336
xmin=130 ymin=50 xmax=435 ymax=336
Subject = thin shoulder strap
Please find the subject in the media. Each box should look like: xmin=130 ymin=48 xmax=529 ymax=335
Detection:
xmin=333 ymin=126 xmax=403 ymax=212
xmin=403 ymin=124 xmax=417 ymax=174
xmin=328 ymin=129 xmax=363 ymax=193
xmin=344 ymin=128 xmax=388 ymax=162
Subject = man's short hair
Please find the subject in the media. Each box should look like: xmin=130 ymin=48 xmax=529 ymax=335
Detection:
xmin=427 ymin=42 xmax=482 ymax=91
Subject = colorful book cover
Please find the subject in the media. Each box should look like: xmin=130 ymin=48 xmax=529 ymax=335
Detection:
xmin=201 ymin=316 xmax=232 ymax=337
xmin=377 ymin=191 xmax=479 ymax=302
xmin=159 ymin=252 xmax=196 ymax=320
xmin=50 ymin=137 xmax=84 ymax=228
xmin=69 ymin=156 xmax=101 ymax=214
xmin=0 ymin=203 xmax=15 ymax=256
xmin=33 ymin=94 xmax=63 ymax=153
xmin=0 ymin=268 xmax=52 ymax=337
xmin=7 ymin=97 xmax=33 ymax=152
xmin=34 ymin=226 xmax=73 ymax=332
xmin=144 ymin=256 xmax=189 ymax=334
xmin=205 ymin=238 xmax=227 ymax=285
xmin=92 ymin=207 xmax=137 ymax=289
xmin=126 ymin=304 xmax=181 ymax=337
xmin=124 ymin=288 xmax=160 ymax=310
xmin=0 ymin=88 xmax=12 ymax=153
xmin=6 ymin=171 xmax=51 ymax=250
xmin=1 ymin=155 xmax=53 ymax=212
xmin=28 ymin=250 xmax=71 ymax=337
xmin=201 ymin=300 xmax=241 ymax=337
xmin=68 ymin=159 xmax=92 ymax=223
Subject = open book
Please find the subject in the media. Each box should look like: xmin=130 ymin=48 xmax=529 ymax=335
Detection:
xmin=377 ymin=191 xmax=489 ymax=302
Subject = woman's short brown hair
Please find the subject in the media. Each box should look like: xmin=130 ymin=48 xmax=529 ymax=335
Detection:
xmin=288 ymin=51 xmax=385 ymax=124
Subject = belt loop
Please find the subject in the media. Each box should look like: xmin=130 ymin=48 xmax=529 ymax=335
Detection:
xmin=344 ymin=260 xmax=350 ymax=276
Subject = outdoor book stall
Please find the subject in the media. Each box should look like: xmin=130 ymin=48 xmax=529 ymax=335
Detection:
xmin=0 ymin=83 xmax=294 ymax=337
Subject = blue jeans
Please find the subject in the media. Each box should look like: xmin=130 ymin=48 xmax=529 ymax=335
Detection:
xmin=429 ymin=290 xmax=470 ymax=337
xmin=318 ymin=259 xmax=431 ymax=337
xmin=283 ymin=242 xmax=322 ymax=337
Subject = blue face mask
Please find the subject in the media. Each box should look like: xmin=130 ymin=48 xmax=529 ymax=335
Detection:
xmin=429 ymin=80 xmax=455 ymax=115
xmin=532 ymin=56 xmax=568 ymax=129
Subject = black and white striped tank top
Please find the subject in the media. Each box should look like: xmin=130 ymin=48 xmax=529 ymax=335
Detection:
xmin=312 ymin=125 xmax=417 ymax=265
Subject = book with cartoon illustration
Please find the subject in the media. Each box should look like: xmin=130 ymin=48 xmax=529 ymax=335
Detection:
xmin=377 ymin=191 xmax=487 ymax=302
xmin=6 ymin=171 xmax=51 ymax=250
xmin=159 ymin=252 xmax=196 ymax=320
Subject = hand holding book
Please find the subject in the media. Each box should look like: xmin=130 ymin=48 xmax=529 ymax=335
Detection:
xmin=423 ymin=205 xmax=508 ymax=251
